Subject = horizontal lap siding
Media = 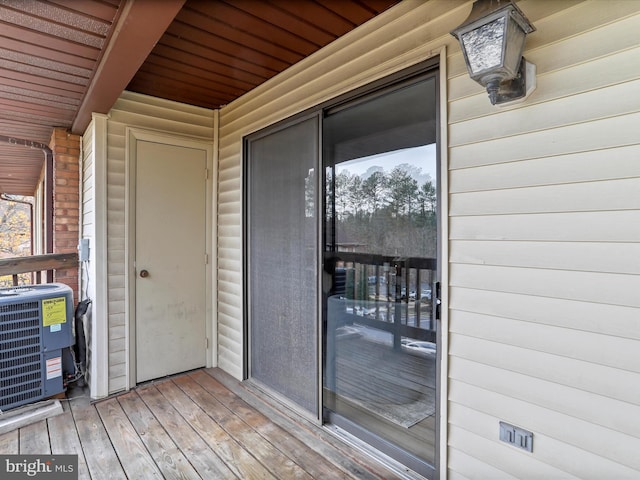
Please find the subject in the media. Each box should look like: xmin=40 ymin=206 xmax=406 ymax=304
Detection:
xmin=105 ymin=92 xmax=214 ymax=394
xmin=216 ymin=0 xmax=459 ymax=381
xmin=448 ymin=0 xmax=640 ymax=478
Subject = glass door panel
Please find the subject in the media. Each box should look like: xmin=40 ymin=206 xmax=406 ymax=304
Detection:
xmin=323 ymin=75 xmax=438 ymax=473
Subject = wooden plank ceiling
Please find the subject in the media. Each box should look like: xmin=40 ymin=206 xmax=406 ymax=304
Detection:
xmin=0 ymin=0 xmax=399 ymax=196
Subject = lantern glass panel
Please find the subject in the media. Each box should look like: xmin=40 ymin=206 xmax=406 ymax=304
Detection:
xmin=502 ymin=17 xmax=528 ymax=77
xmin=461 ymin=16 xmax=506 ymax=74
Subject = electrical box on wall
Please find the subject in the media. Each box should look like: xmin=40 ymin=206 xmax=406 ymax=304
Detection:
xmin=79 ymin=238 xmax=90 ymax=262
xmin=500 ymin=421 xmax=533 ymax=452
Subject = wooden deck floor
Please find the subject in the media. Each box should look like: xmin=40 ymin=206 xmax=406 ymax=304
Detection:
xmin=0 ymin=368 xmax=414 ymax=480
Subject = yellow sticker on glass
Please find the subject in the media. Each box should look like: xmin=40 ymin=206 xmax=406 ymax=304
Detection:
xmin=42 ymin=297 xmax=67 ymax=326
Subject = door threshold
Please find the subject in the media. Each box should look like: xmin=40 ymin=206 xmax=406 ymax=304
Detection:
xmin=324 ymin=411 xmax=435 ymax=480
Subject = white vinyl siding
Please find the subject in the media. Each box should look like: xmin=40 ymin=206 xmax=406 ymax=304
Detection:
xmin=447 ymin=1 xmax=640 ymax=479
xmin=91 ymin=91 xmax=215 ymax=395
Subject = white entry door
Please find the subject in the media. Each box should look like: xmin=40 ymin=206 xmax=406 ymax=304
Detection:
xmin=135 ymin=140 xmax=207 ymax=383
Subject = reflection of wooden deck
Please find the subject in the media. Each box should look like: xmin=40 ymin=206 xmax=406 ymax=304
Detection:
xmin=327 ymin=333 xmax=437 ymax=463
xmin=0 ymin=369 xmax=409 ymax=480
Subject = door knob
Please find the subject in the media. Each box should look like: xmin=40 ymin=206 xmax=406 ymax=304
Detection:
xmin=140 ymin=269 xmax=149 ymax=278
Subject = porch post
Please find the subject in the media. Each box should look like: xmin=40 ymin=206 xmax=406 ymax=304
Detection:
xmin=49 ymin=128 xmax=81 ymax=302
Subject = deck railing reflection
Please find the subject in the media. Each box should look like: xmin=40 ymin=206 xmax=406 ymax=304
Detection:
xmin=327 ymin=252 xmax=437 ymax=347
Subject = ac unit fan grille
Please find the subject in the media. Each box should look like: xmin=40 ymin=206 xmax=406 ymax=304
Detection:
xmin=1 ymin=363 xmax=41 ymax=383
xmin=0 ymin=382 xmax=43 ymax=410
xmin=0 ymin=300 xmax=38 ymax=314
xmin=0 ymin=300 xmax=43 ymax=410
xmin=1 ymin=371 xmax=41 ymax=388
xmin=0 ymin=345 xmax=40 ymax=361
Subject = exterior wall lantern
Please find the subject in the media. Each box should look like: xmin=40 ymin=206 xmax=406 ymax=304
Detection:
xmin=451 ymin=0 xmax=536 ymax=105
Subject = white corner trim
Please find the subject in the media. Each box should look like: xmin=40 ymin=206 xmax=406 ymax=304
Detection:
xmin=90 ymin=113 xmax=109 ymax=399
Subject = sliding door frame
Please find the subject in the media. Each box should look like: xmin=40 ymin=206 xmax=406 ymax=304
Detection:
xmin=243 ymin=56 xmax=442 ymax=475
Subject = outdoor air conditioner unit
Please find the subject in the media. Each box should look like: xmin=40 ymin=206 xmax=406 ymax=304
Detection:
xmin=0 ymin=283 xmax=74 ymax=411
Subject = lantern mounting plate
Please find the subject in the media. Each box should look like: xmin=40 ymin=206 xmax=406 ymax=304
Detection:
xmin=490 ymin=57 xmax=536 ymax=105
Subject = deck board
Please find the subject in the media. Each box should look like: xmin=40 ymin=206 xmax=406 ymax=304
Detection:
xmin=70 ymin=398 xmax=127 ymax=480
xmin=0 ymin=368 xmax=414 ymax=479
xmin=191 ymin=371 xmax=355 ymax=480
xmin=173 ymin=374 xmax=315 ymax=480
xmin=19 ymin=419 xmax=51 ymax=454
xmin=205 ymin=369 xmax=408 ymax=480
xmin=95 ymin=398 xmax=164 ymax=479
xmin=117 ymin=391 xmax=202 ymax=480
xmin=137 ymin=383 xmax=242 ymax=479
xmin=48 ymin=405 xmax=91 ymax=480
xmin=0 ymin=429 xmax=18 ymax=454
xmin=148 ymin=380 xmax=271 ymax=480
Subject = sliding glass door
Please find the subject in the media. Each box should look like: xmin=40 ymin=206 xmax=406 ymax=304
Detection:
xmin=323 ymin=74 xmax=439 ymax=475
xmin=245 ymin=66 xmax=439 ymax=476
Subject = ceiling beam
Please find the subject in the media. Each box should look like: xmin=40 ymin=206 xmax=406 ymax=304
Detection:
xmin=71 ymin=0 xmax=186 ymax=134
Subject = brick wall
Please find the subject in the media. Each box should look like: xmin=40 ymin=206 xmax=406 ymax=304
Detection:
xmin=49 ymin=128 xmax=81 ymax=302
